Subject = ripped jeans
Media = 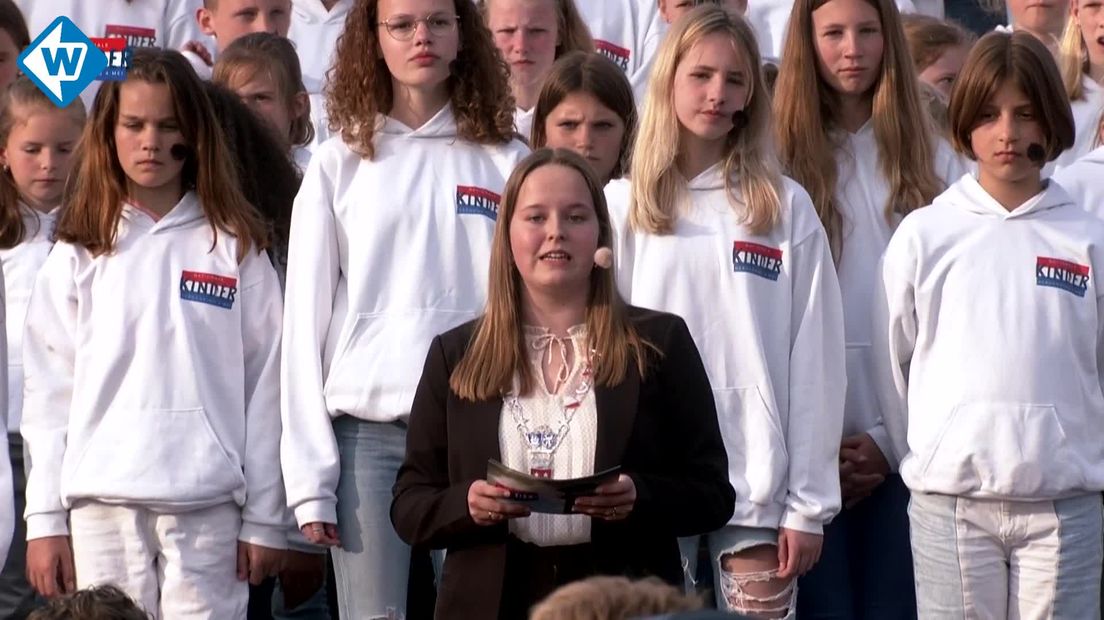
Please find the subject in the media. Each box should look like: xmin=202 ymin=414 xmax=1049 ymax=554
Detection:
xmin=331 ymin=416 xmax=411 ymax=620
xmin=679 ymin=526 xmax=796 ymax=619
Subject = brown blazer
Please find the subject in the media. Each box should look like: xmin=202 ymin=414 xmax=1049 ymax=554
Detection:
xmin=391 ymin=306 xmax=734 ymax=619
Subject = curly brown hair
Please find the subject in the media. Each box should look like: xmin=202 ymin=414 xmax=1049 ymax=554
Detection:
xmin=325 ymin=0 xmax=516 ymax=159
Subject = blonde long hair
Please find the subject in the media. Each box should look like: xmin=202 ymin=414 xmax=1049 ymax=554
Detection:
xmin=449 ymin=149 xmax=651 ymax=401
xmin=0 ymin=77 xmax=86 ymax=249
xmin=630 ymin=5 xmax=782 ymax=236
xmin=774 ymin=0 xmax=944 ymax=258
xmin=1059 ymin=8 xmax=1089 ymax=101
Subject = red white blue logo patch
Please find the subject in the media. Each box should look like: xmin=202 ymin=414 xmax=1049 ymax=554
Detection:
xmin=595 ymin=40 xmax=630 ymax=72
xmin=180 ymin=271 xmax=237 ymax=309
xmin=733 ymin=241 xmax=783 ymax=281
xmin=456 ymin=185 xmax=501 ymax=221
xmin=1036 ymin=257 xmax=1090 ymax=297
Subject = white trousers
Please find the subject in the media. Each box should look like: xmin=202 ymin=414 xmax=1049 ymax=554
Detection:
xmin=909 ymin=492 xmax=1103 ymax=620
xmin=69 ymin=501 xmax=247 ymax=619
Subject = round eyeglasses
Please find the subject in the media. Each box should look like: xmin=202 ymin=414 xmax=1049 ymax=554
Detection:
xmin=378 ymin=14 xmax=460 ymax=41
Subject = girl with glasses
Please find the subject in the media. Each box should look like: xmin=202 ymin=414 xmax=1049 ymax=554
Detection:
xmin=279 ymin=0 xmax=529 ymax=617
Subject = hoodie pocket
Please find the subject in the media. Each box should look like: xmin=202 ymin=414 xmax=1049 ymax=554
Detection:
xmin=66 ymin=407 xmax=244 ymax=504
xmin=715 ymin=386 xmax=788 ymax=505
xmin=919 ymin=403 xmax=1083 ymax=496
xmin=324 ymin=309 xmax=477 ymax=418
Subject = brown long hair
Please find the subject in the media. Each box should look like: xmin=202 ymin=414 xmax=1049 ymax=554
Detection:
xmin=0 ymin=77 xmax=86 ymax=249
xmin=57 ymin=49 xmax=269 ymax=262
xmin=449 ymin=148 xmax=652 ymax=401
xmin=326 ymin=0 xmax=516 ymax=159
xmin=213 ymin=31 xmax=315 ymax=148
xmin=774 ymin=0 xmax=944 ymax=258
xmin=530 ymin=51 xmax=637 ymax=179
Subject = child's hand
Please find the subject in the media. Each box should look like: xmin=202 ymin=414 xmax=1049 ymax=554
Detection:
xmin=777 ymin=527 xmax=823 ymax=579
xmin=300 ymin=522 xmax=341 ymax=546
xmin=26 ymin=535 xmax=75 ymax=597
xmin=179 ymin=41 xmax=213 ymax=66
xmin=237 ymin=542 xmax=285 ymax=586
xmin=839 ymin=432 xmax=890 ymax=507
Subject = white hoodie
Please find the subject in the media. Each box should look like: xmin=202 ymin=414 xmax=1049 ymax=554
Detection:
xmin=834 ymin=121 xmax=966 ymax=468
xmin=1054 ymin=146 xmax=1104 ymax=218
xmin=1054 ymin=77 xmax=1104 ymax=172
xmin=280 ymin=105 xmax=529 ymax=527
xmin=575 ymin=0 xmax=665 ymax=101
xmin=873 ymin=175 xmax=1104 ymax=499
xmin=288 ymin=0 xmax=353 ymax=149
xmin=21 ymin=193 xmax=287 ymax=548
xmin=0 ymin=206 xmax=58 ymax=434
xmin=616 ymin=165 xmax=847 ymax=534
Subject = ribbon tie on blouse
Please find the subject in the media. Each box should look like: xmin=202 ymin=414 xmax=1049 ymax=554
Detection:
xmin=530 ymin=332 xmax=573 ymax=394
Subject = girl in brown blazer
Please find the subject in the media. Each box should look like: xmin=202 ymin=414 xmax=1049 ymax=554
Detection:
xmin=391 ymin=149 xmax=735 ymax=619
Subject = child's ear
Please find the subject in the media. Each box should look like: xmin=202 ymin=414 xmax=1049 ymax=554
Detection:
xmin=197 ymin=7 xmax=218 ymax=38
xmin=293 ymin=92 xmax=310 ymax=120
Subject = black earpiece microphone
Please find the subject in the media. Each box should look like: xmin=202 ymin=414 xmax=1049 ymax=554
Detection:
xmin=732 ymin=109 xmax=748 ymax=132
xmin=1027 ymin=143 xmax=1046 ymax=167
xmin=170 ymin=144 xmax=191 ymax=162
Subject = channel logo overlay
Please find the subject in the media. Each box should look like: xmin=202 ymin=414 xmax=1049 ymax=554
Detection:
xmin=17 ymin=16 xmax=132 ymax=107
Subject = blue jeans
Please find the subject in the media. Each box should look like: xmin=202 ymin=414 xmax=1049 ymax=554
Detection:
xmin=680 ymin=526 xmax=794 ymax=617
xmin=331 ymin=416 xmax=410 ymax=620
xmin=797 ymin=474 xmax=916 ymax=619
xmin=909 ymin=491 xmax=1102 ymax=619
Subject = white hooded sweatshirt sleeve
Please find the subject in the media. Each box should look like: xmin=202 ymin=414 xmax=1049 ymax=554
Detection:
xmin=280 ymin=106 xmax=530 ymax=527
xmin=0 ymin=269 xmax=14 ymax=564
xmin=22 ymin=193 xmax=286 ymax=548
xmin=623 ymin=167 xmax=846 ymax=534
xmin=872 ymin=175 xmax=1104 ymax=499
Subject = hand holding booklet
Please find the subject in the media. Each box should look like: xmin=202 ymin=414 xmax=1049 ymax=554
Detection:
xmin=487 ymin=459 xmax=622 ymax=514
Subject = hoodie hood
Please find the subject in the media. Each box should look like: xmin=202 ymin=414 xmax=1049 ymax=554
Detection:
xmin=379 ymin=104 xmax=457 ymax=139
xmin=687 ymin=162 xmax=727 ymax=191
xmin=1082 ymin=145 xmax=1104 ymax=165
xmin=121 ymin=190 xmax=205 ymax=232
xmin=934 ymin=174 xmax=1073 ymax=219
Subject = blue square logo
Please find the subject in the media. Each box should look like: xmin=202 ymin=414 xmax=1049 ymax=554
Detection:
xmin=17 ymin=16 xmax=108 ymax=107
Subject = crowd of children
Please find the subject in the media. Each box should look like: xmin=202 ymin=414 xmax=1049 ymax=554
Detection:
xmin=0 ymin=0 xmax=1099 ymax=618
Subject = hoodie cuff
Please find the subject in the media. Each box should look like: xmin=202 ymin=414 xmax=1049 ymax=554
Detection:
xmin=779 ymin=509 xmax=823 ymax=536
xmin=864 ymin=424 xmax=899 ymax=472
xmin=26 ymin=512 xmax=69 ymax=540
xmin=293 ymin=500 xmax=337 ymax=530
xmin=239 ymin=522 xmax=289 ymax=551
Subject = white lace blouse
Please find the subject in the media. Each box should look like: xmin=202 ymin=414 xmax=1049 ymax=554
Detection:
xmin=500 ymin=324 xmax=598 ymax=547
